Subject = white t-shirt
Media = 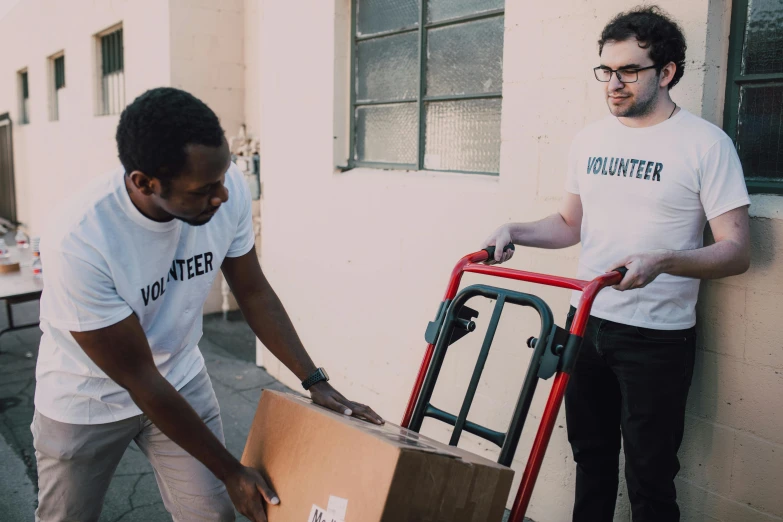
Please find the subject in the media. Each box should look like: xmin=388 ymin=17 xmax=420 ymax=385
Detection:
xmin=35 ymin=163 xmax=255 ymax=424
xmin=566 ymin=109 xmax=750 ymax=330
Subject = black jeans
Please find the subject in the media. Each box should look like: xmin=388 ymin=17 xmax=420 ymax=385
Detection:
xmin=564 ymin=307 xmax=696 ymax=522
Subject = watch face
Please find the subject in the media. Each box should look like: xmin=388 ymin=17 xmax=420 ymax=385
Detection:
xmin=321 ymin=368 xmax=330 ymax=381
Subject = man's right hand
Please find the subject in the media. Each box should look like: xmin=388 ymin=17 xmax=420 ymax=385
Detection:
xmin=224 ymin=465 xmax=280 ymax=522
xmin=70 ymin=316 xmax=279 ymax=522
xmin=481 ymin=224 xmax=515 ymax=264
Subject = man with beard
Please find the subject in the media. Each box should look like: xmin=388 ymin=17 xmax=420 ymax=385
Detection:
xmin=33 ymin=87 xmax=383 ymax=522
xmin=481 ymin=6 xmax=750 ymax=522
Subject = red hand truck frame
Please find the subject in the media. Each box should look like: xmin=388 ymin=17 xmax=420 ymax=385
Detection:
xmin=400 ymin=245 xmax=625 ymax=522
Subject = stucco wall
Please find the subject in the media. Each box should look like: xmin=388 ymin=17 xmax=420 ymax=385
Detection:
xmin=256 ymin=1 xmax=783 ymax=520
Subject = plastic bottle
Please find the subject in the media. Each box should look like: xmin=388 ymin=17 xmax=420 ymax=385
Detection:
xmin=31 ymin=257 xmax=42 ymax=279
xmin=0 ymin=238 xmax=9 ymax=260
xmin=31 ymin=237 xmax=42 ymax=278
xmin=15 ymin=228 xmax=29 ymax=249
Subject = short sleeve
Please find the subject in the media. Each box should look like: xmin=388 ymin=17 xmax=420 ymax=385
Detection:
xmin=39 ymin=249 xmax=133 ymax=332
xmin=699 ymin=138 xmax=751 ymax=221
xmin=226 ymin=164 xmax=256 ymax=258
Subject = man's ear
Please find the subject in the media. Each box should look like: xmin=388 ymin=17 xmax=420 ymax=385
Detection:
xmin=128 ymin=171 xmax=159 ymax=196
xmin=659 ymin=61 xmax=677 ymax=88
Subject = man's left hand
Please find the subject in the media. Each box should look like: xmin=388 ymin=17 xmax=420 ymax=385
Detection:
xmin=309 ymin=381 xmax=385 ymax=425
xmin=608 ymin=249 xmax=670 ymax=291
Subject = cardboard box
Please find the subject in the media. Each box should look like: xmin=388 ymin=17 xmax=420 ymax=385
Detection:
xmin=241 ymin=390 xmax=514 ymax=522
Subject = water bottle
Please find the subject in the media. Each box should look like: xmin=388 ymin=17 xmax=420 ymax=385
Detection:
xmin=31 ymin=256 xmax=42 ymax=279
xmin=31 ymin=237 xmax=42 ymax=278
xmin=0 ymin=238 xmax=9 ymax=260
xmin=30 ymin=237 xmax=43 ymax=279
xmin=15 ymin=228 xmax=29 ymax=249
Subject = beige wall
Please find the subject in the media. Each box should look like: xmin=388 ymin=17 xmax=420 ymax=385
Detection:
xmin=168 ymin=0 xmax=248 ymax=314
xmin=0 ymin=0 xmax=171 ymax=236
xmin=256 ymin=0 xmax=783 ymax=520
xmin=0 ymin=0 xmax=252 ymax=314
xmin=169 ymin=0 xmax=246 ymax=141
xmin=244 ymin=0 xmax=261 ymax=138
xmin=245 ymin=0 xmax=262 ymax=262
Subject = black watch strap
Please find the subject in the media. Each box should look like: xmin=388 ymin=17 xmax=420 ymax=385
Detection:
xmin=302 ymin=367 xmax=329 ymax=390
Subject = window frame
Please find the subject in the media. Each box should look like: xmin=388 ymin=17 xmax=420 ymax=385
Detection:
xmin=18 ymin=69 xmax=29 ymax=125
xmin=723 ymin=0 xmax=783 ymax=195
xmin=0 ymin=112 xmax=17 ymax=224
xmin=347 ymin=0 xmax=505 ymax=175
xmin=94 ymin=23 xmax=125 ymax=117
xmin=49 ymin=51 xmax=65 ymax=121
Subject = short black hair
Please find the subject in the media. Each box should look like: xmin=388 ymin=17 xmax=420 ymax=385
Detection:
xmin=116 ymin=87 xmax=225 ymax=182
xmin=598 ymin=5 xmax=687 ymax=89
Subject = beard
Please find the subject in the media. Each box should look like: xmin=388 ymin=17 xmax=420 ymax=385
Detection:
xmin=171 ymin=207 xmax=220 ymax=227
xmin=177 ymin=212 xmax=217 ymax=227
xmin=607 ymin=77 xmax=659 ymax=118
xmin=178 ymin=216 xmax=213 ymax=227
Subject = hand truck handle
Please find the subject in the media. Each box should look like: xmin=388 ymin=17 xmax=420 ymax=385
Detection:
xmin=482 ymin=243 xmax=515 ymax=263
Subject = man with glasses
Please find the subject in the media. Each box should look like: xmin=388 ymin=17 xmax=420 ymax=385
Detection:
xmin=481 ymin=6 xmax=750 ymax=522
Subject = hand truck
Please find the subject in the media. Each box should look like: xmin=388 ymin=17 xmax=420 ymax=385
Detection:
xmin=400 ymin=244 xmax=626 ymax=521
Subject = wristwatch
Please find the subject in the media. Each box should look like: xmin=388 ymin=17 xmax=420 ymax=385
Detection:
xmin=302 ymin=367 xmax=329 ymax=390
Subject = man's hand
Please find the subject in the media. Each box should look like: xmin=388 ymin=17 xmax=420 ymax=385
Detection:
xmin=222 ymin=252 xmax=383 ymax=427
xmin=479 ymin=195 xmax=584 ymax=264
xmin=481 ymin=224 xmax=515 ymax=265
xmin=224 ymin=465 xmax=280 ymax=522
xmin=309 ymin=381 xmax=384 ymax=425
xmin=608 ymin=249 xmax=669 ymax=291
xmin=71 ymin=315 xmax=273 ymax=521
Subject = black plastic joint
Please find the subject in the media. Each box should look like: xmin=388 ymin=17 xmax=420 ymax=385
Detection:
xmin=424 ymin=300 xmax=450 ymax=344
xmin=559 ymin=334 xmax=584 ymax=374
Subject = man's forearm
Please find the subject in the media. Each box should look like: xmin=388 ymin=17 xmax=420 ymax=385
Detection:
xmin=236 ymin=282 xmax=317 ymax=382
xmin=126 ymin=370 xmax=241 ymax=481
xmin=509 ymin=213 xmax=581 ymax=249
xmin=658 ymin=239 xmax=750 ymax=280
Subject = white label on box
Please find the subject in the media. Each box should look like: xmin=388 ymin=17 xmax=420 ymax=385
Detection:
xmin=307 ymin=504 xmax=341 ymax=522
xmin=327 ymin=496 xmax=348 ymax=521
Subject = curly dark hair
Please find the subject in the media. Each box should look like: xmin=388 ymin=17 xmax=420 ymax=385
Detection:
xmin=598 ymin=5 xmax=687 ymax=89
xmin=116 ymin=87 xmax=225 ymax=183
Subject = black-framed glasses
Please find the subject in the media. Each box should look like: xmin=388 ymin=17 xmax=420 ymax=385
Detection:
xmin=593 ymin=65 xmax=657 ymax=83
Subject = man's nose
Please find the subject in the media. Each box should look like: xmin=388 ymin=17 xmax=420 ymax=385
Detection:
xmin=212 ymin=185 xmax=229 ymax=206
xmin=608 ymin=72 xmax=625 ymax=91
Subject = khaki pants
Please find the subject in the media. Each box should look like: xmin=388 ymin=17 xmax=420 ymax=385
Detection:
xmin=32 ymin=367 xmax=235 ymax=522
